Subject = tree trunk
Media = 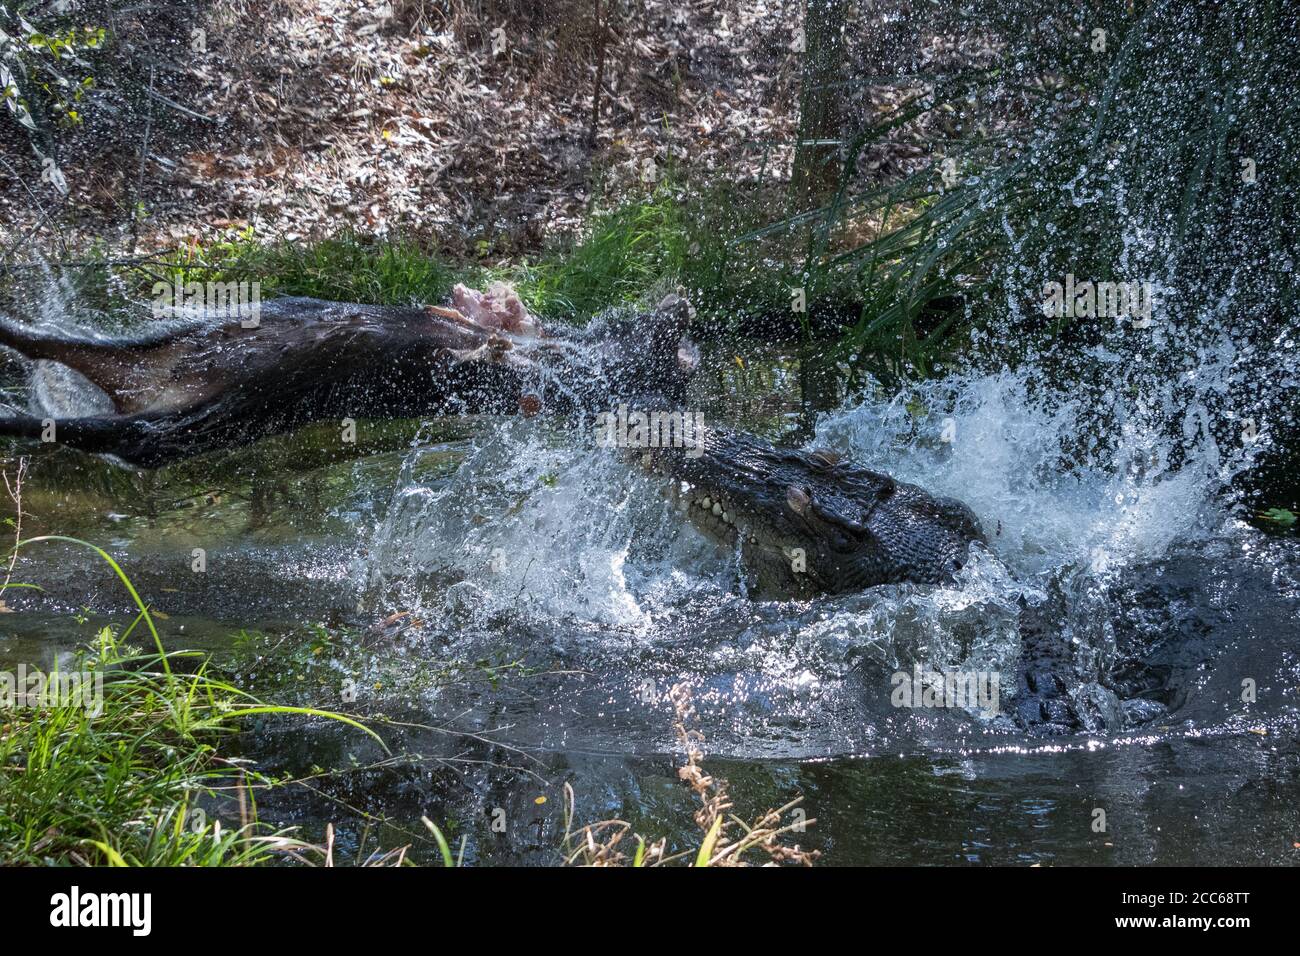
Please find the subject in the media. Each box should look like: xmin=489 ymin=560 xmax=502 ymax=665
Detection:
xmin=790 ymin=0 xmax=848 ymax=213
xmin=590 ymin=0 xmax=605 ymax=145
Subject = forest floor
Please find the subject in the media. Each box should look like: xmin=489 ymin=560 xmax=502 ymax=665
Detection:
xmin=0 ymin=0 xmax=969 ymax=263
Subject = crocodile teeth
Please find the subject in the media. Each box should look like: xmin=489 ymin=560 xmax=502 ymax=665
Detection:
xmin=722 ymin=511 xmax=731 ymax=523
xmin=712 ymin=502 xmax=723 ymax=516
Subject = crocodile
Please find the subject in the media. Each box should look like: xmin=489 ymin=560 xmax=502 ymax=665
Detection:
xmin=640 ymin=424 xmax=1122 ymax=734
xmin=615 ymin=404 xmax=1117 ymax=735
xmin=621 ymin=406 xmax=986 ymax=598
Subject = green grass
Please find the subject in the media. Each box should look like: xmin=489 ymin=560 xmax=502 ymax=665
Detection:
xmin=0 ymin=633 xmax=310 ymax=865
xmin=29 ymin=172 xmax=855 ymax=334
xmin=0 ymin=536 xmax=380 ymax=866
xmin=1258 ymin=508 xmax=1297 ymax=531
xmin=509 ymin=187 xmax=692 ymax=317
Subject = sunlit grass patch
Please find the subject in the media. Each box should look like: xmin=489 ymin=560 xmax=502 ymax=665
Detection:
xmin=0 ymin=535 xmax=380 ymax=866
xmin=0 ymin=621 xmax=329 ymax=865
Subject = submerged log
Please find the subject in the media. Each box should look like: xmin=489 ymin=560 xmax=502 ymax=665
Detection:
xmin=0 ymin=286 xmax=698 ymax=467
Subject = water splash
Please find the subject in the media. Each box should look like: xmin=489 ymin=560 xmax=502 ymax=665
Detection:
xmin=817 ymin=353 xmax=1259 ymax=584
xmin=345 ymin=303 xmax=1300 ymax=756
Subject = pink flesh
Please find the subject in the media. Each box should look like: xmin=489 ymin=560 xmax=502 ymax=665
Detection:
xmin=451 ymin=282 xmax=539 ymax=335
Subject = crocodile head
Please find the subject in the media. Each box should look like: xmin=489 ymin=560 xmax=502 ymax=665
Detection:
xmin=634 ymin=423 xmax=984 ymax=598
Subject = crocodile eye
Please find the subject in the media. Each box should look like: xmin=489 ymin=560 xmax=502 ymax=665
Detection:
xmin=786 ymin=485 xmax=811 ymax=515
xmin=810 ymin=448 xmax=841 ymax=467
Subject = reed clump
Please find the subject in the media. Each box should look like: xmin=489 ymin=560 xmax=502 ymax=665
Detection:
xmin=562 ymin=682 xmax=819 ymax=867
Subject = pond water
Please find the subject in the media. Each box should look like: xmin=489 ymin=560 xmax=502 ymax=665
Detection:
xmin=2 ymin=337 xmax=1296 ymax=866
